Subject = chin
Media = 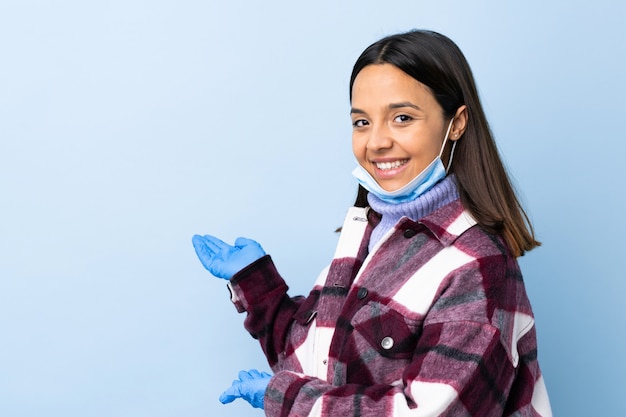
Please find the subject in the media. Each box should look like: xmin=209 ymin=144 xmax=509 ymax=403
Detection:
xmin=379 ymin=182 xmax=407 ymax=192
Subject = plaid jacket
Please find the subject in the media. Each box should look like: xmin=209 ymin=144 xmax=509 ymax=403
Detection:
xmin=228 ymin=199 xmax=552 ymax=417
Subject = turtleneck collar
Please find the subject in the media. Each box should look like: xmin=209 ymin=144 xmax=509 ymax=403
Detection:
xmin=366 ymin=175 xmax=460 ymax=252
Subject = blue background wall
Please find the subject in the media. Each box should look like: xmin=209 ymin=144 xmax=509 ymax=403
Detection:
xmin=1 ymin=1 xmax=624 ymax=416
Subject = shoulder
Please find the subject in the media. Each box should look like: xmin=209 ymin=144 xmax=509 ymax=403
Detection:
xmin=429 ymin=224 xmax=536 ymax=365
xmin=423 ymin=201 xmax=531 ymax=317
xmin=420 ymin=198 xmax=515 ymax=261
xmin=452 ymin=220 xmax=525 ymax=305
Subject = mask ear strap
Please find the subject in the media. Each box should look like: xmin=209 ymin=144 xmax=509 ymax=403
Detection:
xmin=439 ymin=118 xmax=456 ymax=173
xmin=438 ymin=118 xmax=455 ymax=156
xmin=446 ymin=141 xmax=457 ymax=173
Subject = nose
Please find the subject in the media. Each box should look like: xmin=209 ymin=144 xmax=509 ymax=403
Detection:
xmin=366 ymin=123 xmax=393 ymax=152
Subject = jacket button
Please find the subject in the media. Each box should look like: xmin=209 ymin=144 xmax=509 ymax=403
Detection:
xmin=357 ymin=287 xmax=368 ymax=299
xmin=403 ymin=229 xmax=417 ymax=238
xmin=381 ymin=336 xmax=394 ymax=350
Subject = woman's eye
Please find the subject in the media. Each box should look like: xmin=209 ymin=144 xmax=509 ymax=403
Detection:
xmin=394 ymin=114 xmax=412 ymax=123
xmin=353 ymin=119 xmax=369 ymax=127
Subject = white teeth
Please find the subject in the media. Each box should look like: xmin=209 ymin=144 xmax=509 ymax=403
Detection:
xmin=376 ymin=160 xmax=406 ymax=170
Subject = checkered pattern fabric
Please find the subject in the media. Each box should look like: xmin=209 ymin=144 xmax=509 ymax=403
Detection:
xmin=228 ymin=199 xmax=551 ymax=417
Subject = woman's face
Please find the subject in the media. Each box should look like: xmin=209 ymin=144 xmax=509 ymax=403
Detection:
xmin=351 ymin=64 xmax=450 ymax=192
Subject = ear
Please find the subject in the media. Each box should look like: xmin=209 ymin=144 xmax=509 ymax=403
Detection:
xmin=450 ymin=105 xmax=468 ymax=141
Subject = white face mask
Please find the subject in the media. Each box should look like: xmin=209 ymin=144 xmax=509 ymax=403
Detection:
xmin=352 ymin=118 xmax=457 ymax=204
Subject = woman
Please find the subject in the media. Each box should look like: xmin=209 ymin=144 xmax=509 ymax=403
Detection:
xmin=192 ymin=30 xmax=552 ymax=417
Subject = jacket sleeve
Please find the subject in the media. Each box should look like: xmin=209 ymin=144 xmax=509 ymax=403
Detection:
xmin=227 ymin=255 xmax=308 ymax=368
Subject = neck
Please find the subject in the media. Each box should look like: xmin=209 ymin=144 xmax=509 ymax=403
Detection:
xmin=367 ymin=175 xmax=460 ymax=251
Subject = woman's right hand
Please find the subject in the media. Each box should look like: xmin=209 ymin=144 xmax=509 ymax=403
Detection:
xmin=191 ymin=234 xmax=266 ymax=280
xmin=219 ymin=369 xmax=272 ymax=410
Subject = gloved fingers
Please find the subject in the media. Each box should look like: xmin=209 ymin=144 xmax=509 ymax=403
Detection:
xmin=247 ymin=369 xmax=269 ymax=380
xmin=192 ymin=235 xmax=216 ymax=257
xmin=237 ymin=369 xmax=272 ymax=381
xmin=234 ymin=237 xmax=262 ymax=249
xmin=238 ymin=369 xmax=255 ymax=381
xmin=219 ymin=380 xmax=242 ymax=404
xmin=201 ymin=234 xmax=232 ymax=254
xmin=191 ymin=236 xmax=219 ymax=272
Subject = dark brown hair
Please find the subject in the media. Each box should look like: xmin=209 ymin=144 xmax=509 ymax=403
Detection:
xmin=350 ymin=30 xmax=539 ymax=256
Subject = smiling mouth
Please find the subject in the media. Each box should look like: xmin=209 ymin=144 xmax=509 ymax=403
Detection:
xmin=375 ymin=160 xmax=408 ymax=171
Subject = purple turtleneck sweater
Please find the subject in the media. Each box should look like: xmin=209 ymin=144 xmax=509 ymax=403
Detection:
xmin=367 ymin=175 xmax=460 ymax=252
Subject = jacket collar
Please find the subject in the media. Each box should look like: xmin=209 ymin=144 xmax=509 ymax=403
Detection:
xmin=417 ymin=200 xmax=477 ymax=246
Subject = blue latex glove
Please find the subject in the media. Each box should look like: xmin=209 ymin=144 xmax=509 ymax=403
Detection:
xmin=219 ymin=369 xmax=272 ymax=410
xmin=191 ymin=234 xmax=265 ymax=280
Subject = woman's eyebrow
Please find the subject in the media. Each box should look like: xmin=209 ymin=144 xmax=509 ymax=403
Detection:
xmin=350 ymin=107 xmax=366 ymax=115
xmin=350 ymin=102 xmax=422 ymax=115
xmin=388 ymin=102 xmax=421 ymax=111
